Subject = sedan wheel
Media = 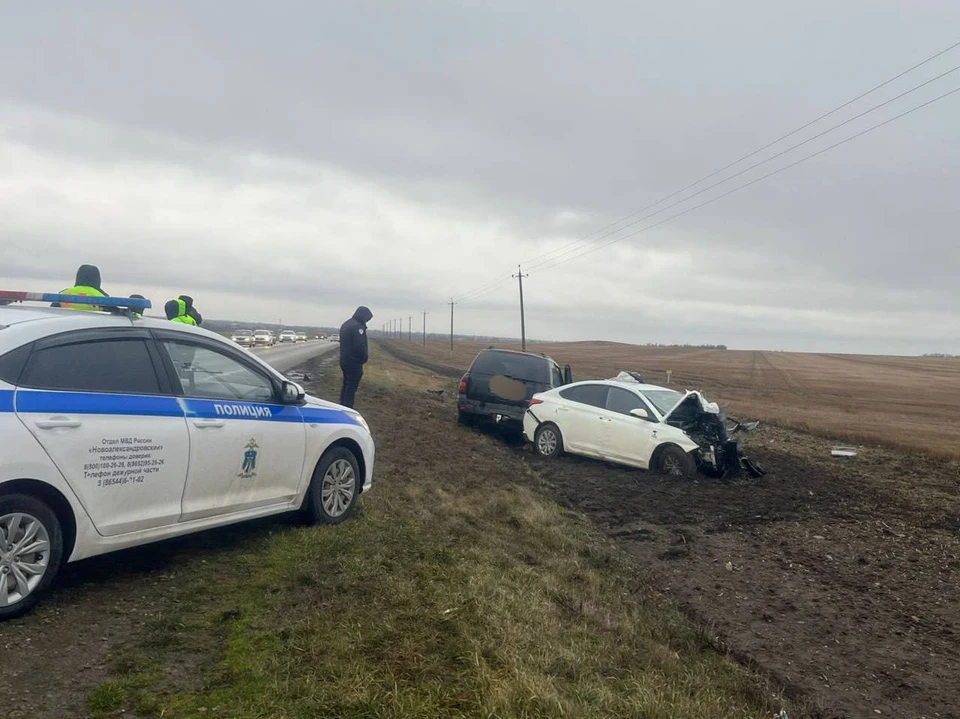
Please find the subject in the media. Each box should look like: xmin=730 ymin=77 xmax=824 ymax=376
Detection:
xmin=534 ymin=424 xmax=563 ymax=458
xmin=306 ymin=447 xmax=361 ymax=525
xmin=657 ymin=446 xmax=696 ymax=479
xmin=0 ymin=495 xmax=63 ymax=620
xmin=321 ymin=459 xmax=356 ymax=518
xmin=0 ymin=512 xmax=50 ymax=607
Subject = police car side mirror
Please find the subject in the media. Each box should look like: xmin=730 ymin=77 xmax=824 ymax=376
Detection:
xmin=281 ymin=381 xmax=305 ymax=404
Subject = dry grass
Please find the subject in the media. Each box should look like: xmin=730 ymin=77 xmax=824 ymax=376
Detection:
xmin=383 ymin=339 xmax=960 ymax=458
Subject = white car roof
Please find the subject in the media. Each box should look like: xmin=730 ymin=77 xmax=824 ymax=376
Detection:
xmin=561 ymin=378 xmax=680 ymax=394
xmin=0 ymin=305 xmax=257 ymax=365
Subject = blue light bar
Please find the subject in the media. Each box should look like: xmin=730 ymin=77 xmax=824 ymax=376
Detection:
xmin=0 ymin=290 xmax=152 ymax=311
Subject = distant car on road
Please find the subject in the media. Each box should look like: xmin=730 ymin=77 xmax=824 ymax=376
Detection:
xmin=457 ymin=348 xmax=571 ymax=428
xmin=330 ymin=334 xmax=340 ymax=343
xmin=296 ymin=332 xmax=308 ymax=343
xmin=278 ymin=330 xmax=298 ymax=344
xmin=253 ymin=329 xmax=274 ymax=347
xmin=523 ymin=377 xmax=764 ymax=479
xmin=231 ymin=329 xmax=254 ymax=347
xmin=0 ymin=291 xmax=376 ymax=619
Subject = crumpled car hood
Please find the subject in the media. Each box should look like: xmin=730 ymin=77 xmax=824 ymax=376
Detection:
xmin=662 ymin=390 xmax=720 ymax=422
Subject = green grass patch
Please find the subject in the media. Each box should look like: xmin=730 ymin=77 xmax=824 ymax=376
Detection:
xmin=89 ymin=364 xmax=784 ymax=718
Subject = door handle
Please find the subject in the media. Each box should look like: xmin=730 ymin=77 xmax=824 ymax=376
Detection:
xmin=35 ymin=417 xmax=82 ymax=430
xmin=193 ymin=419 xmax=226 ymax=429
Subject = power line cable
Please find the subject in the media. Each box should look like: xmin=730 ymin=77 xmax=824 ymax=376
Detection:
xmin=516 ymin=38 xmax=960 ymax=271
xmin=523 ymin=62 xmax=960 ymax=272
xmin=443 ymin=39 xmax=960 ymax=311
xmin=528 ymin=85 xmax=960 ymax=275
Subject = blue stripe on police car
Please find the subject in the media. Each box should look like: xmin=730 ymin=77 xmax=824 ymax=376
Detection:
xmin=14 ymin=390 xmax=183 ymax=417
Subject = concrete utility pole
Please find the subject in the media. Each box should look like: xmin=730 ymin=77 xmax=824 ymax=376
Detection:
xmin=512 ymin=265 xmax=529 ymax=351
xmin=449 ymin=298 xmax=456 ymax=352
xmin=422 ymin=311 xmax=429 ymax=346
xmin=408 ymin=316 xmax=413 ymax=341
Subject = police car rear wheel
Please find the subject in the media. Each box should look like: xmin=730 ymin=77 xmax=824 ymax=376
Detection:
xmin=0 ymin=495 xmax=64 ymax=620
xmin=306 ymin=448 xmax=360 ymax=525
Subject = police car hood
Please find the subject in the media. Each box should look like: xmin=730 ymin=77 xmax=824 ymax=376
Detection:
xmin=303 ymin=393 xmax=363 ymax=418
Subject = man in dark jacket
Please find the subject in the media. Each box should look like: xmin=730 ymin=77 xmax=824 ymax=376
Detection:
xmin=178 ymin=295 xmax=202 ymax=326
xmin=339 ymin=306 xmax=373 ymax=408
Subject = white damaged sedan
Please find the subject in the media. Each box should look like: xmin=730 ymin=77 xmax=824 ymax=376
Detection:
xmin=522 ymin=374 xmax=764 ymax=479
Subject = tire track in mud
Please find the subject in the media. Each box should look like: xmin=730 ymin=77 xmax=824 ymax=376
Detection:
xmin=757 ymin=351 xmax=801 ymax=393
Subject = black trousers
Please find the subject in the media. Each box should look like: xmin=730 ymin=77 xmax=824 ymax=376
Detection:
xmin=339 ymin=364 xmax=364 ymax=408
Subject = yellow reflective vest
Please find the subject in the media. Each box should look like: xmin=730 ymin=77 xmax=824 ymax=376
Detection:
xmin=169 ymin=298 xmax=197 ymax=325
xmin=59 ymin=285 xmax=107 ymax=311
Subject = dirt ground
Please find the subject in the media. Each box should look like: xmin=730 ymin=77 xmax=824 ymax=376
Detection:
xmin=519 ymin=430 xmax=960 ymax=719
xmin=384 ymin=342 xmax=960 ymax=719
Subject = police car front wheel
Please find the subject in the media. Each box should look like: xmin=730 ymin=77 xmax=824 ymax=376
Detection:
xmin=0 ymin=494 xmax=64 ymax=620
xmin=305 ymin=447 xmax=360 ymax=525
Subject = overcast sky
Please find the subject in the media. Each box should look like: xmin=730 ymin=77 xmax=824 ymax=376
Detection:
xmin=1 ymin=1 xmax=958 ymax=354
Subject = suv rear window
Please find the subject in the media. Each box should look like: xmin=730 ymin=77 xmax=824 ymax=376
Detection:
xmin=470 ymin=350 xmax=549 ymax=384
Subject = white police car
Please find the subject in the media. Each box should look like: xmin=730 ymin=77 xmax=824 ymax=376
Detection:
xmin=0 ymin=291 xmax=375 ymax=619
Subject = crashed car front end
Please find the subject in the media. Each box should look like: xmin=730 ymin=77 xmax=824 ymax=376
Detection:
xmin=662 ymin=391 xmax=766 ymax=479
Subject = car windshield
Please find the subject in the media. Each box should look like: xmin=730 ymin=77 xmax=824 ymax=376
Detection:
xmin=254 ymin=331 xmax=269 ymax=336
xmin=234 ymin=330 xmax=252 ymax=336
xmin=642 ymin=389 xmax=684 ymax=416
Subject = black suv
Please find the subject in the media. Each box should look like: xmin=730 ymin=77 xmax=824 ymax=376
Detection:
xmin=457 ymin=348 xmax=572 ymax=426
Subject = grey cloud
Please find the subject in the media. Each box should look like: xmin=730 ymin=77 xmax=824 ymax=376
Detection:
xmin=1 ymin=1 xmax=958 ymax=353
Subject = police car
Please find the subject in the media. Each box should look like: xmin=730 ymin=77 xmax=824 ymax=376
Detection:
xmin=0 ymin=290 xmax=375 ymax=619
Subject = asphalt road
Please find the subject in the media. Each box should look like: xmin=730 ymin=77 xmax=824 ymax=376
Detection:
xmin=251 ymin=340 xmax=339 ymax=373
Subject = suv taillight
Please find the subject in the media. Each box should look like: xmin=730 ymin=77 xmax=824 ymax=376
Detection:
xmin=458 ymin=376 xmax=468 ymax=394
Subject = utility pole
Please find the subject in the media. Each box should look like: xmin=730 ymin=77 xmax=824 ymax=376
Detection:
xmin=449 ymin=298 xmax=456 ymax=352
xmin=512 ymin=265 xmax=529 ymax=351
xmin=422 ymin=311 xmax=429 ymax=346
xmin=408 ymin=316 xmax=412 ymax=341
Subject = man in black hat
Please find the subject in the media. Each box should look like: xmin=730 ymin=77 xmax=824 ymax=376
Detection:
xmin=338 ymin=306 xmax=373 ymax=408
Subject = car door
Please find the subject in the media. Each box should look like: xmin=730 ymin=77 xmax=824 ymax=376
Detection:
xmin=157 ymin=334 xmax=307 ymax=522
xmin=555 ymin=384 xmax=610 ymax=456
xmin=600 ymin=387 xmax=660 ymax=468
xmin=14 ymin=329 xmax=190 ymax=536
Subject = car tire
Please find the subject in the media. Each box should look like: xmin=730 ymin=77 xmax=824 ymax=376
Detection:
xmin=533 ymin=423 xmax=563 ymax=458
xmin=657 ymin=445 xmax=696 ymax=479
xmin=304 ymin=447 xmax=361 ymax=525
xmin=0 ymin=494 xmax=64 ymax=621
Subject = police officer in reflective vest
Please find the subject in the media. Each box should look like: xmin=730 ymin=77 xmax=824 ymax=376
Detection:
xmin=165 ymin=298 xmax=196 ymax=324
xmin=178 ymin=295 xmax=203 ymax=326
xmin=55 ymin=264 xmax=107 ymax=311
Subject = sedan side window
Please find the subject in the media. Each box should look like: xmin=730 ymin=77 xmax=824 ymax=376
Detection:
xmin=163 ymin=341 xmax=275 ymax=402
xmin=606 ymin=387 xmax=653 ymax=418
xmin=559 ymin=384 xmax=609 ymax=408
xmin=20 ymin=339 xmax=162 ymax=395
